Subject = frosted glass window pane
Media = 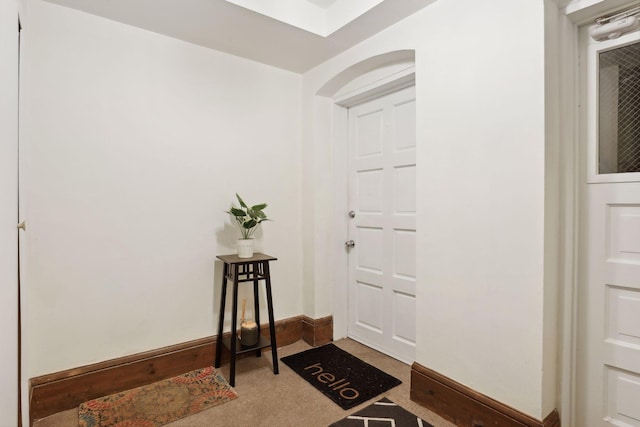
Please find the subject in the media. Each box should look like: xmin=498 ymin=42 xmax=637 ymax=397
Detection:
xmin=598 ymin=41 xmax=640 ymax=174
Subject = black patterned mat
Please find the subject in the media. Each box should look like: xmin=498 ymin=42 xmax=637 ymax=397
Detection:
xmin=281 ymin=343 xmax=401 ymax=410
xmin=329 ymin=397 xmax=434 ymax=427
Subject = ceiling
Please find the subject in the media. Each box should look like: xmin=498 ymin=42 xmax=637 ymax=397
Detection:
xmin=305 ymin=0 xmax=339 ymax=8
xmin=43 ymin=0 xmax=436 ymax=73
xmin=224 ymin=0 xmax=386 ymax=36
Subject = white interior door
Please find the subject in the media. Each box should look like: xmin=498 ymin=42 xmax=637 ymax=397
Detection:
xmin=576 ymin=24 xmax=640 ymax=426
xmin=0 ymin=0 xmax=20 ymax=423
xmin=347 ymin=85 xmax=416 ymax=364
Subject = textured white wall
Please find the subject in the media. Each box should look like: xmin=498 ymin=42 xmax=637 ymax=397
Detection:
xmin=302 ymin=0 xmax=556 ymax=419
xmin=0 ymin=0 xmax=20 ymax=424
xmin=416 ymin=0 xmax=548 ymax=419
xmin=20 ymin=0 xmax=303 ymax=380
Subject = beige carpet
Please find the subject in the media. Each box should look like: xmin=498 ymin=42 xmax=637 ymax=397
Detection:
xmin=34 ymin=339 xmax=456 ymax=427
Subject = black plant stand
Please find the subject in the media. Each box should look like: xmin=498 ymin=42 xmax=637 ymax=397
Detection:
xmin=214 ymin=253 xmax=279 ymax=386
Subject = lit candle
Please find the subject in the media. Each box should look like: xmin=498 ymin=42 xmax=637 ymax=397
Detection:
xmin=240 ymin=320 xmax=259 ymax=347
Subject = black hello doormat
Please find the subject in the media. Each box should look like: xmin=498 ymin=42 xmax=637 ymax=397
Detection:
xmin=281 ymin=343 xmax=401 ymax=410
xmin=329 ymin=397 xmax=434 ymax=427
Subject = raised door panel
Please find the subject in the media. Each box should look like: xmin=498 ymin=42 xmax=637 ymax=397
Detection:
xmin=605 ymin=368 xmax=640 ymax=426
xmin=355 ymin=108 xmax=384 ymax=158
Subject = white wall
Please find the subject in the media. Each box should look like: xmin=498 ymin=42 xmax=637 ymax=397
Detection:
xmin=20 ymin=0 xmax=303 ymax=383
xmin=0 ymin=0 xmax=20 ymax=423
xmin=302 ymin=0 xmax=559 ymax=419
xmin=418 ymin=1 xmax=548 ymax=418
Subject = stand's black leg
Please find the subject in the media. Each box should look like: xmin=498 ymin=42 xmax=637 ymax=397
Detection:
xmin=253 ymin=262 xmax=261 ymax=357
xmin=264 ymin=261 xmax=279 ymax=375
xmin=229 ymin=265 xmax=240 ymax=386
xmin=214 ymin=262 xmax=228 ymax=369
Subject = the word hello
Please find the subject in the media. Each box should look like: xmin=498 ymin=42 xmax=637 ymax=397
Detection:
xmin=304 ymin=362 xmax=360 ymax=400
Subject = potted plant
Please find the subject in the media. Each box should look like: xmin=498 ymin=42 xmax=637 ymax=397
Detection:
xmin=226 ymin=193 xmax=268 ymax=258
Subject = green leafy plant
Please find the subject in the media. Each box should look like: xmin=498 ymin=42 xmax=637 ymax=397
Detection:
xmin=226 ymin=193 xmax=269 ymax=239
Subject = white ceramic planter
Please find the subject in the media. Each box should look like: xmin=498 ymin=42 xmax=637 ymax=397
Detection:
xmin=237 ymin=238 xmax=254 ymax=258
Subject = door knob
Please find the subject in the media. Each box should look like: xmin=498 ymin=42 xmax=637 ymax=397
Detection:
xmin=17 ymin=221 xmax=26 ymax=231
xmin=348 ymin=210 xmax=356 ymax=218
xmin=345 ymin=240 xmax=355 ymax=248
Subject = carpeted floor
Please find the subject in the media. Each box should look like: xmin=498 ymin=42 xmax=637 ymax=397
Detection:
xmin=34 ymin=339 xmax=456 ymax=427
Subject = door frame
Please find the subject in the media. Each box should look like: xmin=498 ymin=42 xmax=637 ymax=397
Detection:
xmin=329 ymin=66 xmax=415 ymax=341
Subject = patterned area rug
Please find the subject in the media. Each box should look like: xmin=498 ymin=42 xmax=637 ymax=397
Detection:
xmin=329 ymin=397 xmax=434 ymax=427
xmin=78 ymin=366 xmax=238 ymax=427
xmin=281 ymin=343 xmax=401 ymax=410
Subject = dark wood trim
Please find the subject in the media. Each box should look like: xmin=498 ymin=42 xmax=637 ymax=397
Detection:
xmin=410 ymin=362 xmax=560 ymax=427
xmin=30 ymin=315 xmax=305 ymax=424
xmin=301 ymin=315 xmax=333 ymax=347
xmin=543 ymin=409 xmax=561 ymax=427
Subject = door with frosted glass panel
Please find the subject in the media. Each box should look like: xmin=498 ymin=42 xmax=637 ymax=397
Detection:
xmin=346 ymin=86 xmax=416 ymax=364
xmin=577 ymin=24 xmax=640 ymax=426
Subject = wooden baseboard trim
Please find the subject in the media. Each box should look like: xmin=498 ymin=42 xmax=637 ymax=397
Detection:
xmin=30 ymin=315 xmax=306 ymax=424
xmin=301 ymin=315 xmax=333 ymax=347
xmin=410 ymin=362 xmax=560 ymax=427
